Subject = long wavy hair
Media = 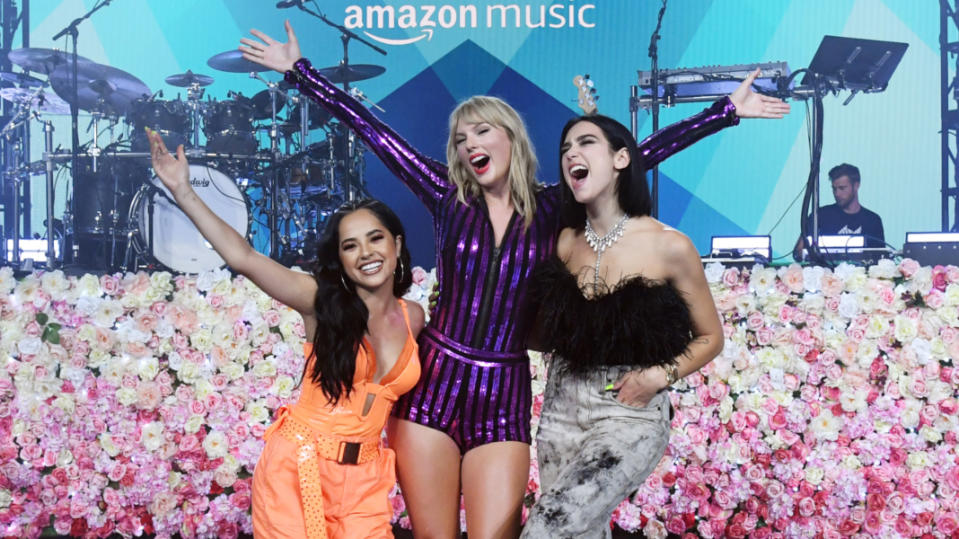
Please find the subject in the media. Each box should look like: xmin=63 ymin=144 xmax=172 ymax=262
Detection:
xmin=446 ymin=96 xmax=539 ymax=228
xmin=306 ymin=199 xmax=413 ymax=405
xmin=558 ymin=115 xmax=651 ymax=229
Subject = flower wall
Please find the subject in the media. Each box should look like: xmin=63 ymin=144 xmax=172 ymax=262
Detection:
xmin=2 ymin=259 xmax=959 ymax=538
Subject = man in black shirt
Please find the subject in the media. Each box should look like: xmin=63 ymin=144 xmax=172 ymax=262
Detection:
xmin=794 ymin=163 xmax=885 ymax=259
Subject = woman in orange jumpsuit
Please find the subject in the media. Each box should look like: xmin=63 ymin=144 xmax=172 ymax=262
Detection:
xmin=148 ymin=130 xmax=425 ymax=538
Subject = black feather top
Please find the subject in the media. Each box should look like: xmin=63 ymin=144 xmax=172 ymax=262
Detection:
xmin=528 ymin=256 xmax=694 ymax=373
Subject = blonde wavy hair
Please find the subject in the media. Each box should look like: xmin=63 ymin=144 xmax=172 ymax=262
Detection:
xmin=446 ymin=96 xmax=539 ymax=228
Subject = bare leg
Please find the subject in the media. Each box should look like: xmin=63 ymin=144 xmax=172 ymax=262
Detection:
xmin=389 ymin=417 xmax=462 ymax=538
xmin=461 ymin=441 xmax=530 ymax=539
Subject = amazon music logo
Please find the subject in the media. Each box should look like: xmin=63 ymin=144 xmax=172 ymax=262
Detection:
xmin=344 ymin=1 xmax=597 ymax=46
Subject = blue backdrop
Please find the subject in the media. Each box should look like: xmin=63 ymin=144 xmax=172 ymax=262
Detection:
xmin=20 ymin=1 xmax=941 ymax=266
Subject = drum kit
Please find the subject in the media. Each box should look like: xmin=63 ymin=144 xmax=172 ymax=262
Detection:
xmin=0 ymin=45 xmax=383 ymax=273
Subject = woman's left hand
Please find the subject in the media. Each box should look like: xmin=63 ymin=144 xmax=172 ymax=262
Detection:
xmin=612 ymin=368 xmax=666 ymax=408
xmin=729 ymin=68 xmax=791 ymax=119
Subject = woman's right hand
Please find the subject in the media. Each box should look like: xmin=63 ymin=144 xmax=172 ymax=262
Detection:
xmin=147 ymin=128 xmax=191 ymax=200
xmin=239 ymin=20 xmax=301 ymax=74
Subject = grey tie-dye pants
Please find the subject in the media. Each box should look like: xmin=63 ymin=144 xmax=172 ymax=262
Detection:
xmin=522 ymin=360 xmax=672 ymax=539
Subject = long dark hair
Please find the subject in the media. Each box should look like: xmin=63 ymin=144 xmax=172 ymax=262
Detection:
xmin=306 ymin=199 xmax=413 ymax=405
xmin=558 ymin=114 xmax=651 ymax=228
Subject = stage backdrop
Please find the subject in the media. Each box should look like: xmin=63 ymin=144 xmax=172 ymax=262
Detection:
xmin=18 ymin=0 xmax=941 ymax=265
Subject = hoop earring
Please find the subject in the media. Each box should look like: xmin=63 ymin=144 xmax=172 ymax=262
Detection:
xmin=340 ymin=273 xmax=351 ymax=292
xmin=396 ymin=257 xmax=405 ymax=279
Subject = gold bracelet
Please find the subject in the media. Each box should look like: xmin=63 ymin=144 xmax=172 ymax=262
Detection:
xmin=664 ymin=364 xmax=680 ymax=387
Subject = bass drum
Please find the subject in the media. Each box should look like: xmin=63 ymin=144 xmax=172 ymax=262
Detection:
xmin=130 ymin=165 xmax=249 ymax=273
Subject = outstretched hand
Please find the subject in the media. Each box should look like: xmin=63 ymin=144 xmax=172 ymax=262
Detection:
xmin=147 ymin=129 xmax=190 ymax=199
xmin=239 ymin=20 xmax=301 ymax=74
xmin=729 ymin=68 xmax=791 ymax=119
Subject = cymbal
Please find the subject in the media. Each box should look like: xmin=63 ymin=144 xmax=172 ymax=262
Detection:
xmin=0 ymin=71 xmax=44 ymax=87
xmin=249 ymin=89 xmax=287 ymax=120
xmin=165 ymin=70 xmax=214 ymax=87
xmin=49 ymin=62 xmax=151 ymax=116
xmin=8 ymin=47 xmax=95 ymax=74
xmin=0 ymin=87 xmax=71 ymax=114
xmin=207 ymin=50 xmax=270 ymax=73
xmin=316 ymin=64 xmax=385 ymax=84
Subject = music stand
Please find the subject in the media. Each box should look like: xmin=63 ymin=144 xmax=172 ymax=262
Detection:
xmin=801 ymin=36 xmax=908 ymax=93
xmin=795 ymin=36 xmax=906 ymax=266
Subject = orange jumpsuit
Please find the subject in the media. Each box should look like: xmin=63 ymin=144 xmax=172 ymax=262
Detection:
xmin=252 ymin=300 xmax=420 ymax=539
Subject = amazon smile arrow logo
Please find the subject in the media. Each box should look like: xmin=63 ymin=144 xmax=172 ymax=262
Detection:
xmin=364 ymin=28 xmax=434 ymax=46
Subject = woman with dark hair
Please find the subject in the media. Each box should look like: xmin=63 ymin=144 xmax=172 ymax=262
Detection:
xmin=146 ymin=129 xmax=425 ymax=538
xmin=239 ymin=21 xmax=787 ymax=538
xmin=521 ymin=114 xmax=724 ymax=538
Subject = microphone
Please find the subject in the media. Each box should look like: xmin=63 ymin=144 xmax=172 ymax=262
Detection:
xmin=276 ymin=0 xmax=301 ymax=8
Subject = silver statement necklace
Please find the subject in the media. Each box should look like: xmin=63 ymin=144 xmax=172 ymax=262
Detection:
xmin=584 ymin=213 xmax=629 ymax=294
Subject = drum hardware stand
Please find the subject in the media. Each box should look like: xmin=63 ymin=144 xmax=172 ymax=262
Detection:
xmin=42 ymin=118 xmax=57 ymax=267
xmin=52 ymin=0 xmax=115 ymax=266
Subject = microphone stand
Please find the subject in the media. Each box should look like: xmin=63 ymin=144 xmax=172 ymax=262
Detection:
xmin=647 ymin=0 xmax=666 ymax=219
xmin=51 ymin=0 xmax=112 ymax=267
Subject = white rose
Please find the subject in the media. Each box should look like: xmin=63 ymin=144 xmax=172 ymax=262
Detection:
xmin=116 ymin=387 xmax=138 ymax=406
xmin=703 ymin=262 xmax=724 ymax=284
xmin=906 ymin=451 xmax=931 ymax=470
xmin=837 ymin=293 xmax=860 ymax=319
xmin=100 ymin=433 xmax=121 ymax=457
xmin=140 ymin=421 xmax=165 ymax=451
xmin=203 ymin=430 xmax=229 ymax=459
xmin=183 ymin=415 xmax=204 ymax=434
xmin=137 ymin=357 xmax=160 ymax=380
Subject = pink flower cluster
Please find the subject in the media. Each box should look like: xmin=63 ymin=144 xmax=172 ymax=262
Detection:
xmin=0 ymin=268 xmax=303 ymax=538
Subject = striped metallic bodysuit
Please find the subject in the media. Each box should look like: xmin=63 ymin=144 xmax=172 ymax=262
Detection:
xmin=285 ymin=58 xmax=738 ymax=452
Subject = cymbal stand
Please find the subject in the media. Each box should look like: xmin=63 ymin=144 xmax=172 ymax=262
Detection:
xmin=250 ymin=72 xmax=286 ymax=258
xmin=40 ymin=118 xmax=57 ymax=267
xmin=1 ymin=109 xmax=27 ymax=267
xmin=186 ymin=82 xmax=205 ymax=150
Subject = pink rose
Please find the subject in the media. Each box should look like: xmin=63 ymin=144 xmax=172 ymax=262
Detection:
xmin=782 ymin=266 xmax=804 ymax=293
xmin=411 ymin=266 xmax=429 ymax=286
xmin=935 ymin=512 xmax=959 ymax=534
xmin=722 ymin=267 xmax=741 ymax=288
xmin=747 ymin=311 xmax=765 ymax=330
xmin=189 ymin=400 xmax=206 ymax=415
xmin=664 ymin=515 xmax=687 ymax=535
xmin=100 ymin=275 xmax=120 ymax=295
xmin=898 ymin=258 xmax=920 ymax=277
xmin=263 ymin=309 xmax=281 ymax=327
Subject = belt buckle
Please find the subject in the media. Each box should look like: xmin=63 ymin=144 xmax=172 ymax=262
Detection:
xmin=338 ymin=441 xmax=361 ymax=465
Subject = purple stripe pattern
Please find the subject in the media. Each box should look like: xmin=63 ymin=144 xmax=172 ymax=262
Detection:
xmin=285 ymin=59 xmax=738 ymax=452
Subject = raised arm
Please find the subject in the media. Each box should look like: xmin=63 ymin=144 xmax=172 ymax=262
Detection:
xmin=147 ymin=130 xmax=317 ymax=316
xmin=639 ymin=68 xmax=790 ymax=168
xmin=239 ymin=21 xmax=448 ymax=211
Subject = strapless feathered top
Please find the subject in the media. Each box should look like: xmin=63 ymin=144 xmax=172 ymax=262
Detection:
xmin=528 ymin=257 xmax=694 ymax=372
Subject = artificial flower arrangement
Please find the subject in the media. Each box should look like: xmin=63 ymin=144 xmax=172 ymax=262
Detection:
xmin=2 ymin=259 xmax=959 ymax=538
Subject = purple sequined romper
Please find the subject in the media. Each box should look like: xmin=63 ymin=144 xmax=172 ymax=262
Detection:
xmin=285 ymin=58 xmax=739 ymax=452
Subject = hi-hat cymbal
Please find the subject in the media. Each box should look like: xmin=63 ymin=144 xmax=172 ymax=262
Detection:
xmin=49 ymin=62 xmax=151 ymax=116
xmin=165 ymin=70 xmax=214 ymax=87
xmin=316 ymin=64 xmax=385 ymax=84
xmin=207 ymin=50 xmax=270 ymax=73
xmin=0 ymin=71 xmax=44 ymax=87
xmin=0 ymin=87 xmax=71 ymax=114
xmin=8 ymin=47 xmax=95 ymax=74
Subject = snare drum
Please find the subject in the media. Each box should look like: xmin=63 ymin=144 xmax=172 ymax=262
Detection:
xmin=129 ymin=165 xmax=249 ymax=273
xmin=203 ymin=99 xmax=257 ymax=154
xmin=128 ymin=98 xmax=191 ymax=151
